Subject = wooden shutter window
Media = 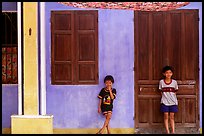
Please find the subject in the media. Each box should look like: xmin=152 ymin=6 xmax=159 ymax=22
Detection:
xmin=51 ymin=10 xmax=98 ymax=85
xmin=75 ymin=11 xmax=98 ymax=84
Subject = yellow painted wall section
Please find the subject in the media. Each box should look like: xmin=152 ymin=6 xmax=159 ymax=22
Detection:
xmin=11 ymin=116 xmax=53 ymax=134
xmin=23 ymin=2 xmax=39 ymax=115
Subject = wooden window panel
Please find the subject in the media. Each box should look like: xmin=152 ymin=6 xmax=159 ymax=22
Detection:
xmin=51 ymin=10 xmax=98 ymax=85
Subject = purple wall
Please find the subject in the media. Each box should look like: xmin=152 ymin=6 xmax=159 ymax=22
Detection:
xmin=45 ymin=2 xmax=202 ymax=129
xmin=179 ymin=2 xmax=202 ymax=128
xmin=2 ymin=85 xmax=18 ymax=128
xmin=2 ymin=2 xmax=17 ymax=11
xmin=45 ymin=2 xmax=134 ymax=128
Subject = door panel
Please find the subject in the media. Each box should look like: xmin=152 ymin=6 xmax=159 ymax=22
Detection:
xmin=134 ymin=10 xmax=199 ymax=129
xmin=185 ymin=98 xmax=196 ymax=123
xmin=175 ymin=98 xmax=183 ymax=123
xmin=138 ymin=12 xmax=150 ymax=80
xmin=152 ymin=99 xmax=163 ymax=123
xmin=152 ymin=12 xmax=164 ymax=80
xmin=138 ymin=98 xmax=150 ymax=123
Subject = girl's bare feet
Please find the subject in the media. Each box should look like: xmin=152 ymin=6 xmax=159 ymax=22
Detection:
xmin=96 ymin=129 xmax=102 ymax=134
xmin=96 ymin=131 xmax=101 ymax=134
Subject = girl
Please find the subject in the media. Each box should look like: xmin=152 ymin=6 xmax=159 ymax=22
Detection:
xmin=97 ymin=75 xmax=117 ymax=134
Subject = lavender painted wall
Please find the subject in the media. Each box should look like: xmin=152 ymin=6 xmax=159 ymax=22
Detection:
xmin=2 ymin=2 xmax=18 ymax=128
xmin=179 ymin=2 xmax=202 ymax=128
xmin=2 ymin=85 xmax=18 ymax=128
xmin=2 ymin=2 xmax=17 ymax=11
xmin=45 ymin=2 xmax=134 ymax=128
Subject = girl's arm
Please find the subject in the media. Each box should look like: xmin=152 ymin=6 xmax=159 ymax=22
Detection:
xmin=98 ymin=99 xmax=102 ymax=113
xmin=109 ymin=88 xmax=114 ymax=99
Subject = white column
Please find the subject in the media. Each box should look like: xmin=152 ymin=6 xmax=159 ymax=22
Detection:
xmin=17 ymin=2 xmax=22 ymax=115
xmin=40 ymin=2 xmax=46 ymax=115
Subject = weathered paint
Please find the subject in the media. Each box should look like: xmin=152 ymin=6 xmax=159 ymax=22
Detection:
xmin=45 ymin=2 xmax=134 ymax=128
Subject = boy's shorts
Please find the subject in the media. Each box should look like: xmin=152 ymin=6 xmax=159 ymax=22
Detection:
xmin=160 ymin=103 xmax=178 ymax=113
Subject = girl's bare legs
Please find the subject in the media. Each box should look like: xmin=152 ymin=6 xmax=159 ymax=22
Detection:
xmin=106 ymin=123 xmax=111 ymax=134
xmin=164 ymin=112 xmax=170 ymax=134
xmin=97 ymin=113 xmax=112 ymax=134
xmin=170 ymin=112 xmax=175 ymax=133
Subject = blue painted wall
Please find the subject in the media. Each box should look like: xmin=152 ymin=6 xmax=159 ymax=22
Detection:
xmin=45 ymin=2 xmax=134 ymax=128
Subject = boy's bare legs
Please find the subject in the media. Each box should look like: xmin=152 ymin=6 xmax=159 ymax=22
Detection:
xmin=170 ymin=112 xmax=175 ymax=134
xmin=97 ymin=113 xmax=112 ymax=134
xmin=164 ymin=112 xmax=170 ymax=134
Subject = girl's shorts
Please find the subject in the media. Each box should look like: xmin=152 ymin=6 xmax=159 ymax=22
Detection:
xmin=160 ymin=104 xmax=178 ymax=113
xmin=101 ymin=105 xmax=113 ymax=115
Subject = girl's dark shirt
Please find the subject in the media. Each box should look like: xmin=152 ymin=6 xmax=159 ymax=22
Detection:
xmin=98 ymin=88 xmax=116 ymax=107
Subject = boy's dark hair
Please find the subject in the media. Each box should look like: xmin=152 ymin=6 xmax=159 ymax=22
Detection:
xmin=162 ymin=65 xmax=174 ymax=73
xmin=104 ymin=75 xmax=114 ymax=83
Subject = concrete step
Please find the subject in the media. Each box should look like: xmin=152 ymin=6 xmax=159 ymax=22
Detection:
xmin=135 ymin=127 xmax=200 ymax=134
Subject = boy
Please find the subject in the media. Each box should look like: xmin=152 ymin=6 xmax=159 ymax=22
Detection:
xmin=159 ymin=66 xmax=178 ymax=134
xmin=97 ymin=75 xmax=117 ymax=134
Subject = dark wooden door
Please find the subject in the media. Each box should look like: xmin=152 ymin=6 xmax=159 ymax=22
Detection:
xmin=134 ymin=10 xmax=199 ymax=129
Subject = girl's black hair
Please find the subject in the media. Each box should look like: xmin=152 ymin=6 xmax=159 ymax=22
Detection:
xmin=104 ymin=75 xmax=114 ymax=83
xmin=162 ymin=65 xmax=174 ymax=73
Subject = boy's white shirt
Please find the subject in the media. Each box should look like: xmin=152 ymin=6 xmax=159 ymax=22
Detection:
xmin=159 ymin=79 xmax=178 ymax=106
